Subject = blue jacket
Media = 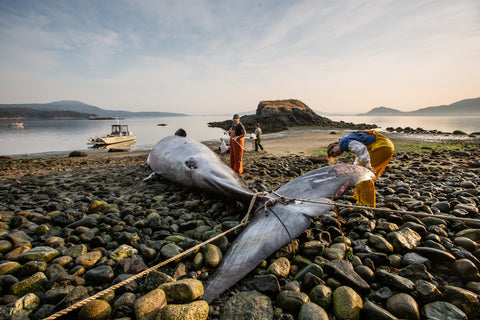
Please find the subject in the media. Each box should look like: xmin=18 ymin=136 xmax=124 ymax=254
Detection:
xmin=339 ymin=132 xmax=376 ymax=151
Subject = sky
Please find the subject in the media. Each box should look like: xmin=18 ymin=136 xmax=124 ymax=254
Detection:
xmin=0 ymin=0 xmax=479 ymax=115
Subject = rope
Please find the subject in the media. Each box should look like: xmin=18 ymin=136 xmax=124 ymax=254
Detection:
xmin=43 ymin=195 xmax=259 ymax=320
xmin=271 ymin=193 xmax=480 ymax=227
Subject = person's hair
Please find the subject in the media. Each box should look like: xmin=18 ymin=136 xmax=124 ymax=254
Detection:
xmin=256 ymin=123 xmax=260 ymax=127
xmin=327 ymin=142 xmax=339 ymax=157
xmin=175 ymin=128 xmax=187 ymax=137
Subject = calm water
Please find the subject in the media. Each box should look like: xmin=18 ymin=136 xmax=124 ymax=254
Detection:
xmin=1 ymin=115 xmax=479 ymax=157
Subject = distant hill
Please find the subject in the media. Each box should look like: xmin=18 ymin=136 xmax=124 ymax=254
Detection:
xmin=0 ymin=107 xmax=93 ymax=120
xmin=361 ymin=97 xmax=480 ymax=116
xmin=0 ymin=100 xmax=188 ymax=118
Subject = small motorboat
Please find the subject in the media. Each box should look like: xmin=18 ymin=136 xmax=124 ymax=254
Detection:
xmin=9 ymin=122 xmax=23 ymax=128
xmin=88 ymin=123 xmax=135 ymax=146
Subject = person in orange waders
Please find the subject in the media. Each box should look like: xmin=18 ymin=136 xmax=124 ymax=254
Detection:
xmin=327 ymin=130 xmax=394 ymax=207
xmin=229 ymin=114 xmax=246 ymax=174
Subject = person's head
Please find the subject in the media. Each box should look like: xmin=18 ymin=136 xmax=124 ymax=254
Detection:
xmin=175 ymin=128 xmax=187 ymax=137
xmin=256 ymin=123 xmax=260 ymax=127
xmin=232 ymin=114 xmax=240 ymax=122
xmin=327 ymin=142 xmax=343 ymax=158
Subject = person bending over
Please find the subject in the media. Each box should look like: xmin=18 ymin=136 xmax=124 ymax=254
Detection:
xmin=327 ymin=130 xmax=394 ymax=207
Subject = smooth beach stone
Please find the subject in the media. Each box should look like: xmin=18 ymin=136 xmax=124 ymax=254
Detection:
xmin=0 ymin=261 xmax=21 ymax=275
xmin=325 ymin=242 xmax=347 ymax=260
xmin=159 ymin=243 xmax=183 ymax=260
xmin=375 ymin=269 xmax=415 ymax=292
xmin=134 ymin=288 xmax=166 ymax=320
xmin=294 ymin=263 xmax=323 ymax=282
xmin=453 ymin=237 xmax=479 ymax=251
xmin=6 ymin=292 xmax=40 ymax=319
xmin=10 ymin=271 xmax=48 ymax=296
xmin=309 ymin=284 xmax=332 ymax=309
xmin=399 ymin=263 xmax=433 ymax=282
xmin=368 ymin=234 xmax=394 ymax=253
xmin=63 ymin=244 xmax=88 ymax=258
xmin=76 ymin=250 xmax=103 ymax=268
xmin=323 ymin=259 xmax=370 ymax=294
xmin=431 ymin=201 xmax=450 ymax=213
xmin=387 ymin=228 xmax=422 ymax=252
xmin=361 ymin=300 xmax=397 ymax=320
xmin=84 ymin=265 xmax=115 ymax=283
xmin=51 ymin=255 xmax=73 ymax=266
xmin=386 ymin=293 xmax=420 ymax=320
xmin=113 ymin=292 xmax=136 ymax=309
xmin=455 ymin=229 xmax=480 ymax=241
xmin=88 ymin=200 xmax=111 ymax=214
xmin=332 ymin=286 xmax=363 ymax=320
xmin=415 ymin=280 xmax=442 ymax=304
xmin=298 ymin=302 xmax=329 ymax=320
xmin=78 ymin=299 xmax=112 ymax=320
xmin=203 ymin=244 xmax=222 ymax=267
xmin=276 ymin=290 xmax=310 ymax=315
xmin=401 ymin=252 xmax=430 ymax=266
xmin=158 ymin=300 xmax=209 ymax=320
xmin=109 ymin=244 xmax=138 ymax=261
xmin=267 ymin=257 xmax=291 ymax=278
xmin=454 ymin=259 xmax=480 ymax=282
xmin=0 ymin=239 xmax=13 ymax=253
xmin=18 ymin=246 xmax=58 ymax=262
xmin=354 ymin=265 xmax=375 ymax=282
xmin=465 ymin=281 xmax=480 ymax=294
xmin=158 ymin=278 xmax=204 ymax=303
xmin=442 ymin=285 xmax=480 ymax=318
xmin=414 ymin=247 xmax=456 ymax=264
xmin=301 ymin=240 xmax=325 ymax=257
xmin=284 ymin=280 xmax=302 ymax=292
xmin=17 ymin=260 xmax=47 ymax=277
xmin=421 ymin=301 xmax=467 ymax=320
xmin=253 ymin=274 xmax=281 ymax=295
xmin=222 ymin=291 xmax=273 ymax=320
xmin=44 ymin=285 xmax=76 ymax=304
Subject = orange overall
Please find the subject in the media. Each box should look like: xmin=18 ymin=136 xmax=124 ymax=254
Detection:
xmin=353 ymin=130 xmax=394 ymax=207
xmin=229 ymin=129 xmax=245 ymax=174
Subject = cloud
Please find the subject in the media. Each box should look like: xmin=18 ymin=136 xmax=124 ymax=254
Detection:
xmin=0 ymin=0 xmax=479 ymax=113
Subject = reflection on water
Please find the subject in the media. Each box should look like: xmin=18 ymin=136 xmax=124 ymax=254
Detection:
xmin=0 ymin=115 xmax=479 ymax=157
xmin=89 ymin=141 xmax=136 ymax=151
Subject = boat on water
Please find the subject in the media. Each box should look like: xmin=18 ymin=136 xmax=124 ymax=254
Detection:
xmin=88 ymin=123 xmax=135 ymax=146
xmin=9 ymin=122 xmax=24 ymax=128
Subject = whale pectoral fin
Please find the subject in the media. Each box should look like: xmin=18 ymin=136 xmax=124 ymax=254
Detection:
xmin=143 ymin=172 xmax=157 ymax=181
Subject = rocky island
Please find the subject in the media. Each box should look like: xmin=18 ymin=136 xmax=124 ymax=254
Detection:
xmin=208 ymin=99 xmax=377 ymax=133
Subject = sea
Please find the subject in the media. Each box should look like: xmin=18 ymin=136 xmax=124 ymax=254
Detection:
xmin=1 ymin=115 xmax=479 ymax=157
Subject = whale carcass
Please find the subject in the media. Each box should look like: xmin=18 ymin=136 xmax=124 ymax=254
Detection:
xmin=147 ymin=134 xmax=375 ymax=303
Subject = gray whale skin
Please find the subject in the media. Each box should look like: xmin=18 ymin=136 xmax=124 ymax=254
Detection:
xmin=147 ymin=134 xmax=375 ymax=303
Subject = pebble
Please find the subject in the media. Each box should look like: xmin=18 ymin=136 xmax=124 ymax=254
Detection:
xmin=0 ymin=145 xmax=479 ymax=319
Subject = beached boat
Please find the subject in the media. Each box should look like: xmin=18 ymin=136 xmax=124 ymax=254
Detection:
xmin=88 ymin=123 xmax=135 ymax=146
xmin=9 ymin=122 xmax=23 ymax=127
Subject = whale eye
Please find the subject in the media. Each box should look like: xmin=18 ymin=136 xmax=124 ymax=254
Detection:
xmin=185 ymin=159 xmax=197 ymax=169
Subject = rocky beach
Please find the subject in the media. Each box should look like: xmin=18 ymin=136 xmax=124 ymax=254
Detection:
xmin=1 ymin=130 xmax=480 ymax=320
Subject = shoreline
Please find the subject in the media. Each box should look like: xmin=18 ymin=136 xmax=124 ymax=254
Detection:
xmin=4 ymin=128 xmax=479 ymax=160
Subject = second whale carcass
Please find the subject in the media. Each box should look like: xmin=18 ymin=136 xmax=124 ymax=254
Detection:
xmin=146 ymin=133 xmax=375 ymax=303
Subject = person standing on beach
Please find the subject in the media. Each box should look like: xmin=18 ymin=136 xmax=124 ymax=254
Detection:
xmin=229 ymin=114 xmax=246 ymax=174
xmin=254 ymin=123 xmax=264 ymax=152
xmin=327 ymin=130 xmax=394 ymax=207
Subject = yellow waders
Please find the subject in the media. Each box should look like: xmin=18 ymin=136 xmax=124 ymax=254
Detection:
xmin=352 ymin=131 xmax=394 ymax=207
